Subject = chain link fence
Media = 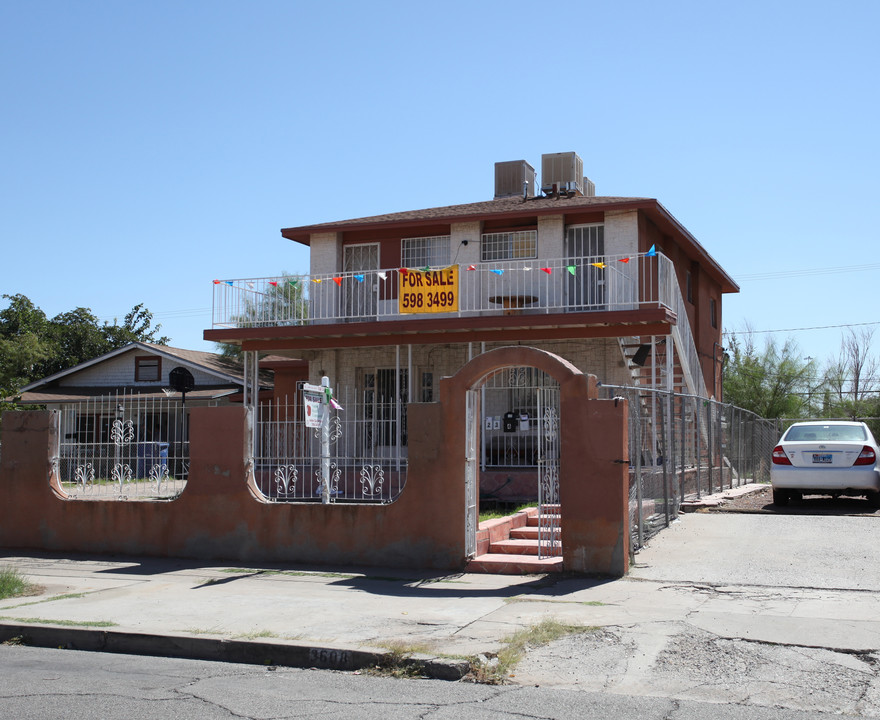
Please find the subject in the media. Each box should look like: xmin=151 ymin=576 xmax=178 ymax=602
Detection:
xmin=603 ymin=385 xmax=780 ymax=550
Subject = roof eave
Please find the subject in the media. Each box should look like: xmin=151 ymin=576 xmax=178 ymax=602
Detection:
xmin=279 ymin=198 xmax=654 ymax=246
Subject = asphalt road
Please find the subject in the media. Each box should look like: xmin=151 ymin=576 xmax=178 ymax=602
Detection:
xmin=0 ymin=645 xmax=870 ymax=720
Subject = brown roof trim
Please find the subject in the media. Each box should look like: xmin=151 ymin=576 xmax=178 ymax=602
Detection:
xmin=204 ymin=308 xmax=676 ymax=352
xmin=281 ymin=196 xmax=652 ymax=244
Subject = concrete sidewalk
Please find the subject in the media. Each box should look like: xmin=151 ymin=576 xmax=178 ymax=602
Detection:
xmin=2 ymin=493 xmax=879 ymax=685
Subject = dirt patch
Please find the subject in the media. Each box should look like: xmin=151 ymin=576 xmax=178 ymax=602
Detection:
xmin=700 ymin=485 xmax=880 ymax=517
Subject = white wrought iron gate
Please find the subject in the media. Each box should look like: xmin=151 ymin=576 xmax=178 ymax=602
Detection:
xmin=537 ymin=386 xmax=561 ymax=558
xmin=465 ymin=389 xmax=479 ymax=558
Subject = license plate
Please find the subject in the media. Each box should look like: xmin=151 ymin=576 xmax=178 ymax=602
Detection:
xmin=812 ymin=453 xmax=832 ymax=464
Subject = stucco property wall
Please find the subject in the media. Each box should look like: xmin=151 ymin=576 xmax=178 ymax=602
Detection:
xmin=0 ymin=348 xmax=630 ymax=576
xmin=0 ymin=407 xmax=465 ymax=570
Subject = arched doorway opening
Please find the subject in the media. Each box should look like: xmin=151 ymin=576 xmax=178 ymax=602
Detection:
xmin=464 ymin=368 xmax=561 ymax=559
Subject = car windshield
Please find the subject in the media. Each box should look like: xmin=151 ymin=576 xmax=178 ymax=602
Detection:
xmin=783 ymin=425 xmax=867 ymax=442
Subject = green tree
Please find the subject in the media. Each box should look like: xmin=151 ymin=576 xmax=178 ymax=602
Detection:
xmin=0 ymin=295 xmax=53 ymax=405
xmin=723 ymin=333 xmax=818 ymax=418
xmin=0 ymin=295 xmax=172 ymax=405
xmin=103 ymin=303 xmax=170 ymax=348
xmin=40 ymin=307 xmax=111 ymax=377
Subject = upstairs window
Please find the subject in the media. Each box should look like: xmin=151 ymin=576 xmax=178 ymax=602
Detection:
xmin=710 ymin=298 xmax=718 ymax=329
xmin=135 ymin=356 xmax=161 ymax=382
xmin=481 ymin=230 xmax=537 ymax=262
xmin=402 ymin=235 xmax=450 ymax=268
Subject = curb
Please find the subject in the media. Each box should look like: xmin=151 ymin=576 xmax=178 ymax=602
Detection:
xmin=0 ymin=622 xmax=470 ymax=681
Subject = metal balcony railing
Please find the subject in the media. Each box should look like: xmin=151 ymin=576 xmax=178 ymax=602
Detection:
xmin=211 ymin=252 xmax=674 ymax=330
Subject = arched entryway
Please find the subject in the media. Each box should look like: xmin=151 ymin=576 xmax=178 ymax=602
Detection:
xmin=463 ymin=370 xmax=561 ymax=560
xmin=439 ymin=346 xmax=631 ymax=573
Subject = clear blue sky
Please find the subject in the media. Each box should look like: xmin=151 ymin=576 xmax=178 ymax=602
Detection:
xmin=2 ymin=0 xmax=878 ymax=374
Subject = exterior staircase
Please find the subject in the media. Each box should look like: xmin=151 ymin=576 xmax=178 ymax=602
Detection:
xmin=466 ymin=506 xmax=563 ymax=574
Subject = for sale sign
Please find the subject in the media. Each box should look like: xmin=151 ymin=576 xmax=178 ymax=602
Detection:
xmin=398 ymin=265 xmax=459 ymax=314
xmin=302 ymin=385 xmax=325 ymax=428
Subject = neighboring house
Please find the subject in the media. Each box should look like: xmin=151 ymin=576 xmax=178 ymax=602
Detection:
xmin=205 ymin=152 xmax=739 ymax=503
xmin=16 ymin=341 xmax=274 ymax=411
xmin=14 ymin=342 xmax=290 ymax=489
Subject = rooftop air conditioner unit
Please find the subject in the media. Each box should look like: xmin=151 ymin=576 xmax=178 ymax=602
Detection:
xmin=494 ymin=160 xmax=536 ymax=199
xmin=541 ymin=152 xmax=584 ymax=196
xmin=582 ymin=176 xmax=596 ymax=197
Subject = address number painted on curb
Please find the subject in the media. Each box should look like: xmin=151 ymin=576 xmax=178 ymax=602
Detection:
xmin=309 ymin=648 xmax=351 ymax=668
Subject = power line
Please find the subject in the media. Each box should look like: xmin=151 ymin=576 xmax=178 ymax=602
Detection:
xmin=724 ymin=320 xmax=880 ymax=335
xmin=736 ymin=263 xmax=880 ymax=282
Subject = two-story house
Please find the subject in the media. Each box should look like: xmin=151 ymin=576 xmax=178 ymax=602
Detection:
xmin=205 ymin=152 xmax=738 ymax=506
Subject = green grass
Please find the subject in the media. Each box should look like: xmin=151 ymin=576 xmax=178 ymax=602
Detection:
xmin=478 ymin=504 xmax=534 ymax=523
xmin=367 ymin=640 xmax=437 ymax=678
xmin=0 ymin=615 xmax=116 ymax=628
xmin=0 ymin=566 xmax=37 ymax=600
xmin=470 ymin=618 xmax=595 ymax=684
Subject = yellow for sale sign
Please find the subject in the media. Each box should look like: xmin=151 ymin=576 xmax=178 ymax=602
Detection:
xmin=399 ymin=266 xmax=459 ymax=314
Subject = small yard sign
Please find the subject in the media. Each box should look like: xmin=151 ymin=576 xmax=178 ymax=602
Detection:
xmin=302 ymin=383 xmax=326 ymax=428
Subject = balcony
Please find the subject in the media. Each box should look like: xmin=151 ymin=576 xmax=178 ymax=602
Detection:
xmin=211 ymin=252 xmax=676 ymax=331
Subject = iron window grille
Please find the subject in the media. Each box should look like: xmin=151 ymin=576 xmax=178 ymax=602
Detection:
xmin=401 ymin=235 xmax=451 ymax=268
xmin=480 ymin=230 xmax=537 ymax=262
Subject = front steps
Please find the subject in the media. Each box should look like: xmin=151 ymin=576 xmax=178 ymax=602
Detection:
xmin=466 ymin=506 xmax=563 ymax=574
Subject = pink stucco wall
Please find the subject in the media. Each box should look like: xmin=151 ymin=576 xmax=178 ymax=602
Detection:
xmin=0 ymin=347 xmax=630 ymax=575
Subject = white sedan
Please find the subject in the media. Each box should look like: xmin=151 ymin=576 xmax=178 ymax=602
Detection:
xmin=770 ymin=421 xmax=880 ymax=507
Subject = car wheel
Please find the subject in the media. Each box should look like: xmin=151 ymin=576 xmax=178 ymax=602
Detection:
xmin=772 ymin=489 xmax=789 ymax=506
xmin=867 ymin=490 xmax=880 ymax=508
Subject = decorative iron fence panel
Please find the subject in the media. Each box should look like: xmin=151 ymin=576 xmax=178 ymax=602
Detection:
xmin=537 ymin=386 xmax=561 ymax=558
xmin=603 ymin=386 xmax=779 ymax=550
xmin=252 ymin=384 xmax=407 ymax=503
xmin=57 ymin=392 xmax=190 ymax=500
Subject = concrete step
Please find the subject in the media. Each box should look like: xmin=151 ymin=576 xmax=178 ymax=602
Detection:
xmin=526 ymin=513 xmax=560 ymax=527
xmin=490 ymin=538 xmax=562 ymax=556
xmin=510 ymin=525 xmax=561 ymax=540
xmin=466 ymin=553 xmax=564 ymax=574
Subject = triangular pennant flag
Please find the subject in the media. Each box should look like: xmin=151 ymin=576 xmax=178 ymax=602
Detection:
xmin=246 ymin=282 xmax=254 ymax=289
xmin=420 ymin=266 xmax=430 ymax=273
xmin=288 ymin=279 xmax=299 ymax=286
xmin=377 ymin=272 xmax=387 ymax=281
xmin=523 ymin=267 xmax=532 ymax=271
xmin=400 ymin=268 xmax=409 ymax=275
xmin=566 ymin=265 xmax=577 ymax=276
xmin=213 ymin=279 xmax=221 ymax=284
xmin=312 ymin=278 xmax=322 ymax=284
xmin=354 ymin=274 xmax=364 ymax=282
xmin=467 ymin=265 xmax=476 ymax=271
xmin=269 ymin=281 xmax=278 ymax=287
xmin=618 ymin=257 xmax=630 ymax=263
xmin=490 ymin=269 xmax=504 ymax=276
xmin=333 ymin=277 xmax=342 ymax=286
xmin=225 ymin=281 xmax=234 ymax=286
xmin=591 ymin=262 xmax=606 ymax=269
xmin=646 ymin=244 xmax=656 ymax=257
xmin=541 ymin=267 xmax=552 ymax=274
xmin=330 ymin=398 xmax=343 ymax=410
